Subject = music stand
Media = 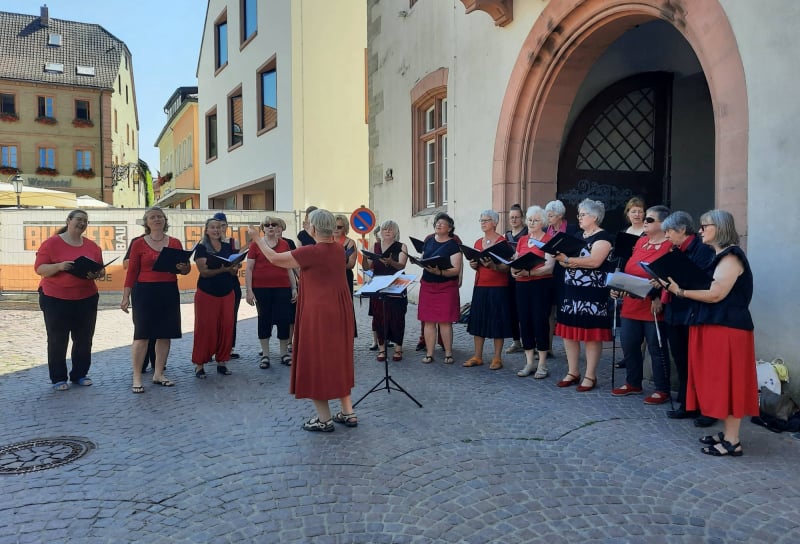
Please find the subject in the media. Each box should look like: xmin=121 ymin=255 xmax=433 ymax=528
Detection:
xmin=354 ymin=274 xmax=422 ymax=408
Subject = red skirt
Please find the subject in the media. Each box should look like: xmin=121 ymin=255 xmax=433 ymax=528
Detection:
xmin=417 ymin=280 xmax=460 ymax=323
xmin=686 ymin=324 xmax=759 ymax=419
xmin=555 ymin=323 xmax=611 ymax=342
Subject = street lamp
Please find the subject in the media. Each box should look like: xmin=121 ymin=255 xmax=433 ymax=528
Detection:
xmin=9 ymin=174 xmax=24 ymax=208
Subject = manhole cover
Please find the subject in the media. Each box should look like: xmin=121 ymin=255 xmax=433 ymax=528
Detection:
xmin=0 ymin=437 xmax=95 ymax=474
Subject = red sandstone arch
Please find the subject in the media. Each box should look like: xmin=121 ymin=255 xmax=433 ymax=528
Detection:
xmin=493 ymin=0 xmax=748 ymax=233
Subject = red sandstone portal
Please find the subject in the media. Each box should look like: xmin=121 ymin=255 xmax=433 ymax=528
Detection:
xmin=493 ymin=0 xmax=748 ymax=234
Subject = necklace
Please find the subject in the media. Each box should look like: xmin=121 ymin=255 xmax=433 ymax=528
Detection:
xmin=149 ymin=233 xmax=166 ymax=242
xmin=583 ymin=229 xmax=598 ymax=238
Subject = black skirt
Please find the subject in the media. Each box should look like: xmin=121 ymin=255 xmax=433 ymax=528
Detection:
xmin=132 ymin=281 xmax=182 ymax=340
xmin=467 ymin=286 xmax=512 ymax=339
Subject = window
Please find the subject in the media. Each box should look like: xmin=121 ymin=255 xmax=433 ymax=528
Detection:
xmin=75 ymin=100 xmax=90 ymax=121
xmin=125 ymin=85 xmax=129 ymax=104
xmin=229 ymin=88 xmax=243 ymax=148
xmin=44 ymin=62 xmax=64 ymax=73
xmin=118 ymin=75 xmax=121 ymax=93
xmin=39 ymin=148 xmax=56 ymax=169
xmin=75 ymin=150 xmax=92 ymax=171
xmin=1 ymin=93 xmax=16 ymax=115
xmin=48 ymin=33 xmax=61 ymax=46
xmin=1 ymin=145 xmax=18 ymax=167
xmin=206 ymin=109 xmax=218 ymax=159
xmin=257 ymin=58 xmax=277 ymax=133
xmin=412 ymin=90 xmax=448 ymax=211
xmin=127 ymin=124 xmax=130 ymax=145
xmin=215 ymin=11 xmax=228 ymax=70
xmin=241 ymin=0 xmax=257 ymax=43
xmin=114 ymin=109 xmax=118 ymax=133
xmin=37 ymin=96 xmax=54 ymax=118
xmin=76 ymin=65 xmax=95 ymax=77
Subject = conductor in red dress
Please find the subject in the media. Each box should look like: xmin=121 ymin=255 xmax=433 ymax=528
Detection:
xmin=248 ymin=209 xmax=357 ymax=432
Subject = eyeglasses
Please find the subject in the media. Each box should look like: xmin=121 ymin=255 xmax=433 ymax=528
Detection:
xmin=478 ymin=219 xmax=492 ymax=223
xmin=699 ymin=224 xmax=715 ymax=231
xmin=643 ymin=217 xmax=658 ymax=224
xmin=577 ymin=213 xmax=589 ymax=218
xmin=335 ymin=225 xmax=345 ymax=229
xmin=262 ymin=223 xmax=279 ymax=228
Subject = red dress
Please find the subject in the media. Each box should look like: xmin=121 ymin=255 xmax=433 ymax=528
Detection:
xmin=290 ymin=243 xmax=355 ymax=400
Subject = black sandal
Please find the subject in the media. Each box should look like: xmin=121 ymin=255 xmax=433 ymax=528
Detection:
xmin=443 ymin=355 xmax=455 ymax=364
xmin=333 ymin=412 xmax=358 ymax=427
xmin=699 ymin=432 xmax=725 ymax=446
xmin=217 ymin=365 xmax=232 ymax=375
xmin=281 ymin=354 xmax=292 ymax=366
xmin=701 ymin=439 xmax=743 ymax=457
xmin=421 ymin=355 xmax=434 ymax=364
xmin=259 ymin=356 xmax=270 ymax=369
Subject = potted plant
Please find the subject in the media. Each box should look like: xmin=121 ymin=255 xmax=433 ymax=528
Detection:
xmin=72 ymin=118 xmax=94 ymax=128
xmin=74 ymin=168 xmax=96 ymax=178
xmin=36 ymin=167 xmax=59 ymax=176
xmin=0 ymin=166 xmax=20 ymax=175
xmin=35 ymin=116 xmax=58 ymax=125
xmin=0 ymin=112 xmax=19 ymax=122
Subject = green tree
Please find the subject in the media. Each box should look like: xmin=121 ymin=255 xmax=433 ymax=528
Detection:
xmin=138 ymin=159 xmax=154 ymax=206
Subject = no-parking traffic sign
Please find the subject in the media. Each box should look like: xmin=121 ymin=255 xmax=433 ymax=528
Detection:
xmin=349 ymin=206 xmax=376 ymax=235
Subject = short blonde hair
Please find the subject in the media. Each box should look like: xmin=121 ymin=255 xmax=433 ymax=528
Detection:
xmin=334 ymin=214 xmax=350 ymax=235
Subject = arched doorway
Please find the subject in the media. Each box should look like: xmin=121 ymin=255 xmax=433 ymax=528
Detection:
xmin=492 ymin=0 xmax=748 ymax=236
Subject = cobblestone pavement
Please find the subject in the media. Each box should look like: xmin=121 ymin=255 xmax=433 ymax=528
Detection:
xmin=1 ymin=293 xmax=799 ymax=543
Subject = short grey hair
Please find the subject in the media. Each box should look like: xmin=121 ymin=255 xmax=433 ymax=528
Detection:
xmin=379 ymin=219 xmax=400 ymax=241
xmin=661 ymin=211 xmax=696 ymax=235
xmin=309 ymin=209 xmax=336 ymax=237
xmin=699 ymin=209 xmax=740 ymax=248
xmin=578 ymin=198 xmax=605 ymax=225
xmin=480 ymin=210 xmax=499 ymax=224
xmin=525 ymin=205 xmax=545 ymax=222
xmin=545 ymin=200 xmax=566 ymax=217
xmin=647 ymin=205 xmax=671 ymax=223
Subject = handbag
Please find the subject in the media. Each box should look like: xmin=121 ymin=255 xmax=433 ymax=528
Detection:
xmin=759 ymin=383 xmax=799 ymax=421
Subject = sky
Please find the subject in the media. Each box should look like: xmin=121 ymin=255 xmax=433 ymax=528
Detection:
xmin=0 ymin=0 xmax=207 ymax=174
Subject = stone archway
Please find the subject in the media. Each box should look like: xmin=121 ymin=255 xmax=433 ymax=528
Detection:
xmin=493 ymin=0 xmax=748 ymax=234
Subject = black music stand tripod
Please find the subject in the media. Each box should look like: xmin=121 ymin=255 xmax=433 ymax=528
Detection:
xmin=354 ymin=289 xmax=422 ymax=408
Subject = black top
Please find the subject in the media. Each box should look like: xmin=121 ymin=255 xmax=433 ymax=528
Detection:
xmin=421 ymin=237 xmax=459 ymax=283
xmin=692 ymin=245 xmax=753 ymax=330
xmin=297 ymin=230 xmax=315 ymax=246
xmin=372 ymin=241 xmax=403 ymax=277
xmin=663 ymin=235 xmax=715 ymax=326
xmin=505 ymin=226 xmax=528 ymax=245
xmin=195 ymin=242 xmax=235 ymax=297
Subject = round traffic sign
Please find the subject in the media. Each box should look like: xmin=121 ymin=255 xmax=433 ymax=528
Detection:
xmin=349 ymin=206 xmax=377 ymax=235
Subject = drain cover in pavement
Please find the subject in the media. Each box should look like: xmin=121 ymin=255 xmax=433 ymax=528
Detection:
xmin=0 ymin=437 xmax=95 ymax=474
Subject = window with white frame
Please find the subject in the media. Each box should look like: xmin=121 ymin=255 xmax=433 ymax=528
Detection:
xmin=1 ymin=144 xmax=18 ymax=167
xmin=39 ymin=148 xmax=56 ymax=169
xmin=412 ymin=89 xmax=447 ymax=212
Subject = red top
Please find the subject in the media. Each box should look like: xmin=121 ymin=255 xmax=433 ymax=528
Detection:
xmin=35 ymin=235 xmax=102 ymax=300
xmin=621 ymin=236 xmax=673 ymax=321
xmin=514 ymin=232 xmax=553 ymax=283
xmin=474 ymin=237 xmax=508 ymax=287
xmin=124 ymin=236 xmax=184 ymax=288
xmin=247 ymin=239 xmax=292 ymax=288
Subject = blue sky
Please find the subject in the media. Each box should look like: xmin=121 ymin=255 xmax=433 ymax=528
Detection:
xmin=0 ymin=0 xmax=207 ymax=174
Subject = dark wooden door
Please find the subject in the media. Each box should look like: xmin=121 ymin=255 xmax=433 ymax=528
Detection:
xmin=556 ymin=72 xmax=673 ymax=233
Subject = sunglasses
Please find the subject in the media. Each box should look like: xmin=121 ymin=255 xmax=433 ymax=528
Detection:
xmin=643 ymin=217 xmax=658 ymax=223
xmin=262 ymin=223 xmax=279 ymax=228
xmin=335 ymin=225 xmax=345 ymax=229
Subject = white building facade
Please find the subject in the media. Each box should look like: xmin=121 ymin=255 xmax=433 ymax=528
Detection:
xmin=197 ymin=0 xmax=368 ymax=215
xmin=368 ymin=0 xmax=800 ymax=358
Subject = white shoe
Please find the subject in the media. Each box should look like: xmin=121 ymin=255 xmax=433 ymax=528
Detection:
xmin=517 ymin=363 xmax=535 ymax=377
xmin=505 ymin=341 xmax=523 ymax=354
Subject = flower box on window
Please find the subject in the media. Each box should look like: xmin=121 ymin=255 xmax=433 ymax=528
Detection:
xmin=74 ymin=168 xmax=96 ymax=178
xmin=0 ymin=112 xmax=19 ymax=123
xmin=72 ymin=118 xmax=94 ymax=128
xmin=36 ymin=167 xmax=59 ymax=176
xmin=0 ymin=166 xmax=20 ymax=175
xmin=35 ymin=116 xmax=58 ymax=125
